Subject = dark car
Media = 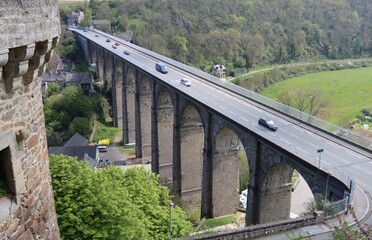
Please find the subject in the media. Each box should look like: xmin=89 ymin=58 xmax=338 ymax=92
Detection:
xmin=258 ymin=118 xmax=278 ymax=131
xmin=124 ymin=50 xmax=130 ymax=55
xmin=106 ymin=39 xmax=111 ymax=42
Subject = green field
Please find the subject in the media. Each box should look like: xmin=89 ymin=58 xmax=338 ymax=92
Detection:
xmin=261 ymin=67 xmax=372 ymax=125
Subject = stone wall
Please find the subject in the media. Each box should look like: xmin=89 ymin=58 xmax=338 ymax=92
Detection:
xmin=0 ymin=0 xmax=60 ymax=239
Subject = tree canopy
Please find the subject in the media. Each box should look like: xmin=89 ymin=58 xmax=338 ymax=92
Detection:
xmin=49 ymin=154 xmax=194 ymax=239
xmin=44 ymin=86 xmax=98 ymax=145
xmin=62 ymin=0 xmax=372 ymax=75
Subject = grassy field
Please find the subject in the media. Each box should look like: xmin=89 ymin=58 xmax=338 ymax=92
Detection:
xmin=261 ymin=67 xmax=372 ymax=125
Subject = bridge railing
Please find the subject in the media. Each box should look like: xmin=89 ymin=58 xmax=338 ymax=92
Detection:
xmin=78 ymin=27 xmax=371 ymax=152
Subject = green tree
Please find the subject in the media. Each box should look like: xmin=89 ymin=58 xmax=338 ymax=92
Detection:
xmin=121 ymin=167 xmax=194 ymax=239
xmin=45 ymin=83 xmax=60 ymax=98
xmin=49 ymin=155 xmax=193 ymax=240
xmin=68 ymin=117 xmax=92 ymax=136
xmin=50 ymin=155 xmax=148 ymax=239
xmin=170 ymin=35 xmax=188 ymax=61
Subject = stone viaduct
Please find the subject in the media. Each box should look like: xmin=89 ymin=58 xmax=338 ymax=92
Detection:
xmin=0 ymin=0 xmax=60 ymax=239
xmin=74 ymin=29 xmax=352 ymax=226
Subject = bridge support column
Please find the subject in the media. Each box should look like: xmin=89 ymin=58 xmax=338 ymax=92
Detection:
xmin=201 ymin=113 xmax=213 ymax=219
xmin=112 ymin=57 xmax=123 ymax=128
xmin=105 ymin=51 xmax=113 ymax=86
xmin=246 ymin=141 xmax=261 ymax=226
xmin=172 ymin=94 xmax=181 ymax=195
xmin=96 ymin=47 xmax=102 ymax=80
xmin=151 ymin=81 xmax=159 ymax=174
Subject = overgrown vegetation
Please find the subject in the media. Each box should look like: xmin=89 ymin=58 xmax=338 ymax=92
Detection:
xmin=301 ymin=193 xmax=336 ymax=217
xmin=49 ymin=154 xmax=194 ymax=239
xmin=44 ymin=85 xmax=103 ymax=145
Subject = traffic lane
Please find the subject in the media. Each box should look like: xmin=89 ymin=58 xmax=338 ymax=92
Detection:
xmin=77 ymin=29 xmax=369 ymax=171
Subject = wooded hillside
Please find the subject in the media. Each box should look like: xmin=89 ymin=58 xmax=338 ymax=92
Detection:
xmin=62 ymin=0 xmax=372 ymax=74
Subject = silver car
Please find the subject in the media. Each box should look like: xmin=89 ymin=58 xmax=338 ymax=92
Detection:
xmin=180 ymin=78 xmax=191 ymax=87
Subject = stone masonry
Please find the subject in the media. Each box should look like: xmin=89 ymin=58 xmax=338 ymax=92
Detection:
xmin=0 ymin=0 xmax=60 ymax=239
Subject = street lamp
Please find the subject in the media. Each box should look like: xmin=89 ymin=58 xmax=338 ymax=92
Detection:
xmin=170 ymin=202 xmax=174 ymax=240
xmin=324 ymin=171 xmax=332 ymax=211
xmin=317 ymin=149 xmax=324 ymax=169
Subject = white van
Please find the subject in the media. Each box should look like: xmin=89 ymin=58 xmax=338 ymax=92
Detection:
xmin=155 ymin=62 xmax=168 ymax=74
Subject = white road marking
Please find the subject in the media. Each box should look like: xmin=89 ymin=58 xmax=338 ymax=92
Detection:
xmin=346 ymin=150 xmax=363 ymax=159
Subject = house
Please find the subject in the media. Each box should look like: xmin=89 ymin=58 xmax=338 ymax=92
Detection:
xmin=64 ymin=133 xmax=89 ymax=147
xmin=68 ymin=11 xmax=84 ymax=26
xmin=213 ymin=64 xmax=226 ymax=77
xmin=41 ymin=71 xmax=94 ymax=96
xmin=48 ymin=133 xmax=99 ymax=168
xmin=49 ymin=146 xmax=99 ymax=168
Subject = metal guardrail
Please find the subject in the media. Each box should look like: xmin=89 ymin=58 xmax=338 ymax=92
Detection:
xmin=71 ymin=27 xmax=371 ymax=153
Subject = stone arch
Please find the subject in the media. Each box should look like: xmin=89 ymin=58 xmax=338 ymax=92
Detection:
xmin=212 ymin=127 xmax=241 ymax=217
xmin=157 ymin=88 xmax=174 ymax=187
xmin=138 ymin=74 xmax=152 ymax=160
xmin=179 ymin=104 xmax=204 ymax=208
xmin=124 ymin=66 xmax=136 ymax=144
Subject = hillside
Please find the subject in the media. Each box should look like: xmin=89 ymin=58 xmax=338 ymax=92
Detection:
xmin=60 ymin=0 xmax=372 ymax=76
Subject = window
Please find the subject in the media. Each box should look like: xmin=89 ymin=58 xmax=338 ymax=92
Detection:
xmin=0 ymin=147 xmax=14 ymax=197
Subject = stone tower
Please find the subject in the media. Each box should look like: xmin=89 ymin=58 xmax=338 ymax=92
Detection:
xmin=0 ymin=0 xmax=60 ymax=239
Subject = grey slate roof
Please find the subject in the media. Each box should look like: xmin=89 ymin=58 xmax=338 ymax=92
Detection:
xmin=49 ymin=146 xmax=98 ymax=168
xmin=64 ymin=133 xmax=89 ymax=147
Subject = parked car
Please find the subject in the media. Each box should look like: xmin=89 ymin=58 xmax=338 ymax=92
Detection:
xmin=98 ymin=146 xmax=107 ymax=152
xmin=124 ymin=50 xmax=130 ymax=55
xmin=106 ymin=38 xmax=111 ymax=42
xmin=258 ymin=118 xmax=278 ymax=131
xmin=180 ymin=78 xmax=191 ymax=87
xmin=155 ymin=62 xmax=168 ymax=74
xmin=239 ymin=189 xmax=248 ymax=209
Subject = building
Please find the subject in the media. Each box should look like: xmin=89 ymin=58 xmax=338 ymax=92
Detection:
xmin=68 ymin=11 xmax=85 ymax=26
xmin=0 ymin=0 xmax=60 ymax=239
xmin=42 ymin=71 xmax=95 ymax=96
